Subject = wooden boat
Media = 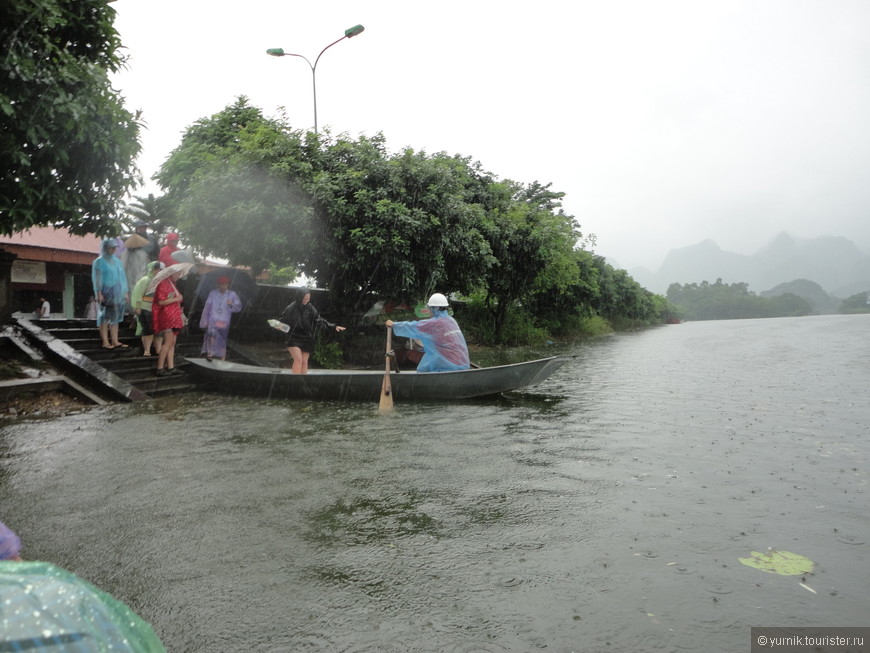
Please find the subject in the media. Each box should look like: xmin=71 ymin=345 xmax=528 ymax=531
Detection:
xmin=185 ymin=356 xmax=570 ymax=401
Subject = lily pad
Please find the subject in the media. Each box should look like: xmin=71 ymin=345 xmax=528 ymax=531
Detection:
xmin=738 ymin=549 xmax=814 ymax=576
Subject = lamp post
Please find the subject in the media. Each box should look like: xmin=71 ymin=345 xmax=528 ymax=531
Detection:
xmin=267 ymin=24 xmax=365 ymax=134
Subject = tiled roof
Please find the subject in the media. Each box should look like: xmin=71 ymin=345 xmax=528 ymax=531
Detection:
xmin=0 ymin=226 xmax=102 ymax=254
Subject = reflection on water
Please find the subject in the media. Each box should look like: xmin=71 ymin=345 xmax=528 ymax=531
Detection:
xmin=1 ymin=315 xmax=869 ymax=652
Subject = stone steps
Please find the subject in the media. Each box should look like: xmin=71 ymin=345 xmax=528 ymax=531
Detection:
xmin=17 ymin=317 xmax=259 ymax=401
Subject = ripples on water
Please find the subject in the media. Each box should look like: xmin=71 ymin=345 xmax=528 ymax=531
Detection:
xmin=1 ymin=315 xmax=868 ymax=652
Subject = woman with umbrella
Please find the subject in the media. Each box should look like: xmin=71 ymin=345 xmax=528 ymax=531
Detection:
xmin=91 ymin=238 xmax=129 ymax=349
xmin=130 ymin=261 xmax=164 ymax=357
xmin=199 ymin=275 xmax=242 ymax=361
xmin=149 ymin=263 xmax=191 ymax=376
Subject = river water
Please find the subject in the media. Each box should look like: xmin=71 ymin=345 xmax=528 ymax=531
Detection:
xmin=1 ymin=314 xmax=868 ymax=652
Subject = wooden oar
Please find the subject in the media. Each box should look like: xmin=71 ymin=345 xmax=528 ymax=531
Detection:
xmin=378 ymin=327 xmax=394 ymax=412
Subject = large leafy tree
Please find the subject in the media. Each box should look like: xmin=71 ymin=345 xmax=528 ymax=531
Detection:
xmin=531 ymin=248 xmax=602 ymax=333
xmin=307 ymin=137 xmax=493 ymax=311
xmin=158 ymin=98 xmax=617 ymax=334
xmin=156 ymin=97 xmax=317 ymax=274
xmin=477 ymin=181 xmax=581 ymax=342
xmin=0 ymin=0 xmax=141 ymax=235
xmin=158 ymin=101 xmax=495 ymax=310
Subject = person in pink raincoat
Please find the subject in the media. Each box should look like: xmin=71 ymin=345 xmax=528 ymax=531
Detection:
xmin=199 ymin=276 xmax=242 ymax=361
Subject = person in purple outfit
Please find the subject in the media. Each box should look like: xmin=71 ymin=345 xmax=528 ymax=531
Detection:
xmin=199 ymin=275 xmax=242 ymax=361
xmin=0 ymin=520 xmax=22 ymax=560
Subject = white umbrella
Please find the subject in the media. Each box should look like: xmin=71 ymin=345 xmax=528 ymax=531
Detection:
xmin=146 ymin=262 xmax=195 ymax=294
xmin=171 ymin=249 xmax=196 ymax=263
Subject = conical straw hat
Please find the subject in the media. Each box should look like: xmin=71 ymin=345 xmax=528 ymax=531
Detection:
xmin=124 ymin=233 xmax=149 ymax=248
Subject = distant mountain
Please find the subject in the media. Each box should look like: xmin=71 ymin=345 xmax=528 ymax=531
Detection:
xmin=629 ymin=233 xmax=870 ymax=297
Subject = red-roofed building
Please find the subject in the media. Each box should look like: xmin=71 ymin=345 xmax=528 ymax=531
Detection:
xmin=1 ymin=227 xmax=103 ymax=318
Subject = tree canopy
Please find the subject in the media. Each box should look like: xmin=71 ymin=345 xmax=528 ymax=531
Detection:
xmin=156 ymin=97 xmax=670 ymax=342
xmin=838 ymin=291 xmax=870 ymax=314
xmin=0 ymin=0 xmax=142 ymax=235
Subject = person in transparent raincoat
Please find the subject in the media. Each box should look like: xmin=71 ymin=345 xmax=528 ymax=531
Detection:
xmin=91 ymin=238 xmax=129 ymax=349
xmin=199 ymin=275 xmax=242 ymax=361
xmin=385 ymin=293 xmax=470 ymax=372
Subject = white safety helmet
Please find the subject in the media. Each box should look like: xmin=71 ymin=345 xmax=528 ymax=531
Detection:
xmin=427 ymin=293 xmax=449 ymax=307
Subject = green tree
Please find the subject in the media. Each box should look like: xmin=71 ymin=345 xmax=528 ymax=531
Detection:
xmin=156 ymin=97 xmax=293 ymax=200
xmin=668 ymin=279 xmax=811 ymax=320
xmin=156 ymin=98 xmax=315 ymax=275
xmin=122 ymin=193 xmax=173 ymax=234
xmin=529 ymin=248 xmax=601 ymax=335
xmin=838 ymin=291 xmax=870 ymax=314
xmin=0 ymin=0 xmax=141 ymax=235
xmin=307 ymin=139 xmax=494 ymax=312
xmin=477 ymin=181 xmax=580 ymax=342
xmin=160 ymin=99 xmax=664 ymax=343
xmin=158 ymin=105 xmax=496 ymax=313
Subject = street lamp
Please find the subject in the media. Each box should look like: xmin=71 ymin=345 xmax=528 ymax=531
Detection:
xmin=267 ymin=24 xmax=365 ymax=134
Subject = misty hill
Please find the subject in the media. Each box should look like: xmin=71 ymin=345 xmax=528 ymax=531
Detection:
xmin=759 ymin=279 xmax=839 ymax=315
xmin=629 ymin=233 xmax=870 ymax=297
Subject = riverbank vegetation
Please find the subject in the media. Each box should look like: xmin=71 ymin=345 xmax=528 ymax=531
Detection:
xmin=152 ymin=98 xmax=671 ymax=346
xmin=666 ymin=279 xmax=812 ymax=320
xmin=838 ymin=291 xmax=870 ymax=314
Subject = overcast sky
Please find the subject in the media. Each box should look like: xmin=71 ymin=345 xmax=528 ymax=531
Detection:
xmin=111 ymin=0 xmax=870 ymax=271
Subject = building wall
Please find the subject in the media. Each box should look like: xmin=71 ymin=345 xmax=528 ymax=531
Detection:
xmin=10 ymin=260 xmax=94 ymax=317
xmin=1 ymin=229 xmax=101 ymax=319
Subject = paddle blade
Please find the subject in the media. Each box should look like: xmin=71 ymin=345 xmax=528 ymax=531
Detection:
xmin=379 ymin=327 xmax=394 ymax=412
xmin=379 ymin=372 xmax=393 ymax=411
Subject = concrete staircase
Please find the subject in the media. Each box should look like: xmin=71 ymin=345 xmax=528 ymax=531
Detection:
xmin=17 ymin=317 xmax=268 ymax=401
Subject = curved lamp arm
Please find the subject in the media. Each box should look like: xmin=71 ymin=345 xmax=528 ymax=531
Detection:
xmin=266 ymin=25 xmax=365 ymax=133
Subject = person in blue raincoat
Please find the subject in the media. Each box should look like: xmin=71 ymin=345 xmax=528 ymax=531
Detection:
xmin=385 ymin=293 xmax=470 ymax=372
xmin=91 ymin=238 xmax=129 ymax=349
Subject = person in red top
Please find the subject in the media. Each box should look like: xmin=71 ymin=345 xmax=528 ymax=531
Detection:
xmin=158 ymin=233 xmax=180 ymax=268
xmin=151 ymin=269 xmax=185 ymax=376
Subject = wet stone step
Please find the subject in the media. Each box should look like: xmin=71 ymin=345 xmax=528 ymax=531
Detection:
xmin=127 ymin=372 xmax=194 ymax=386
xmin=31 ymin=318 xmax=243 ymax=400
xmin=79 ymin=339 xmax=140 ymax=348
xmin=135 ymin=377 xmax=201 ymax=397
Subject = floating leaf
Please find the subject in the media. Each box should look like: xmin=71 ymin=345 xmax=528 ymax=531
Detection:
xmin=738 ymin=549 xmax=814 ymax=576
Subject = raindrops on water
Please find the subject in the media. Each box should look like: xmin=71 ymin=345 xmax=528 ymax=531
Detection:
xmin=3 ymin=315 xmax=869 ymax=652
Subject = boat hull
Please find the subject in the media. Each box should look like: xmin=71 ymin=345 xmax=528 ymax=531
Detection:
xmin=186 ymin=356 xmax=570 ymax=401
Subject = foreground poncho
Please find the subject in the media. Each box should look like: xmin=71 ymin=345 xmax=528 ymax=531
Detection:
xmin=0 ymin=561 xmax=166 ymax=652
xmin=390 ymin=310 xmax=470 ymax=372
